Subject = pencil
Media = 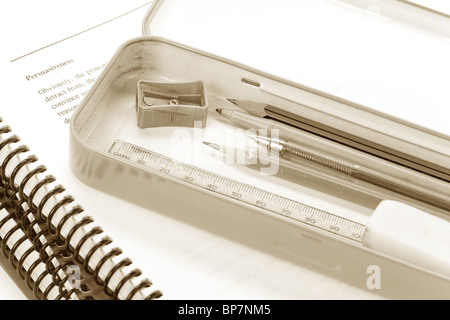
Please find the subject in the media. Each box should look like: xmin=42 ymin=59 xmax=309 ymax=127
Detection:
xmin=226 ymin=98 xmax=450 ymax=183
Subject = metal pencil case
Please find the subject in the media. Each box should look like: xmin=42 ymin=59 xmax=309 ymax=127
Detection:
xmin=71 ymin=0 xmax=450 ymax=215
xmin=69 ymin=0 xmax=450 ymax=298
xmin=69 ymin=35 xmax=449 ymax=215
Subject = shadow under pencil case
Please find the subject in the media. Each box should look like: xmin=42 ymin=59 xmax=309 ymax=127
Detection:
xmin=69 ymin=0 xmax=450 ymax=298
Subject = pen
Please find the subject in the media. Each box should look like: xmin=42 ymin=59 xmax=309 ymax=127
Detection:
xmin=226 ymin=98 xmax=450 ymax=183
xmin=216 ymin=108 xmax=450 ymax=213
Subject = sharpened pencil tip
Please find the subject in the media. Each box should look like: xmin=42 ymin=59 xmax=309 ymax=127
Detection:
xmin=226 ymin=98 xmax=237 ymax=106
xmin=202 ymin=141 xmax=221 ymax=151
xmin=215 ymin=108 xmax=222 ymax=115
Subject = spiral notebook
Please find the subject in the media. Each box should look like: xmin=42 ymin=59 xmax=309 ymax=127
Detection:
xmin=0 ymin=116 xmax=163 ymax=300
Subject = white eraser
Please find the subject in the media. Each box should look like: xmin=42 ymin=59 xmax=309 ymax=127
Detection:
xmin=363 ymin=200 xmax=450 ymax=279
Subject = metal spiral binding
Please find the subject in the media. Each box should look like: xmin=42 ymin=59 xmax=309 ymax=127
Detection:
xmin=0 ymin=193 xmax=91 ymax=299
xmin=0 ymin=117 xmax=162 ymax=299
xmin=0 ymin=125 xmax=102 ymax=300
xmin=10 ymin=155 xmax=38 ymax=193
xmin=0 ymin=144 xmax=29 ymax=182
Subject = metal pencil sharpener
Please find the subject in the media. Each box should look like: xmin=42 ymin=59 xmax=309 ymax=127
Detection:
xmin=136 ymin=80 xmax=208 ymax=128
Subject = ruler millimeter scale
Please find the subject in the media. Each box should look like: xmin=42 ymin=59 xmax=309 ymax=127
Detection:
xmin=109 ymin=139 xmax=366 ymax=243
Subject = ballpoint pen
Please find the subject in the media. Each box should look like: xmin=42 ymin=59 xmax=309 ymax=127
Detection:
xmin=215 ymin=108 xmax=450 ymax=213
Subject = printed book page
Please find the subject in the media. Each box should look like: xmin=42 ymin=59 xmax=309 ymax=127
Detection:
xmin=0 ymin=0 xmax=155 ymax=299
xmin=3 ymin=0 xmax=433 ymax=300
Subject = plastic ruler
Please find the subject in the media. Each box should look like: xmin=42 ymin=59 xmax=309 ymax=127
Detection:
xmin=108 ymin=139 xmax=367 ymax=243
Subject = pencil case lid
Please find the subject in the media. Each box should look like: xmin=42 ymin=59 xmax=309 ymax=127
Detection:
xmin=142 ymin=0 xmax=450 ymax=181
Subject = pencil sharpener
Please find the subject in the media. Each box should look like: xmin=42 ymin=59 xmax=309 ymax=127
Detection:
xmin=136 ymin=80 xmax=208 ymax=128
